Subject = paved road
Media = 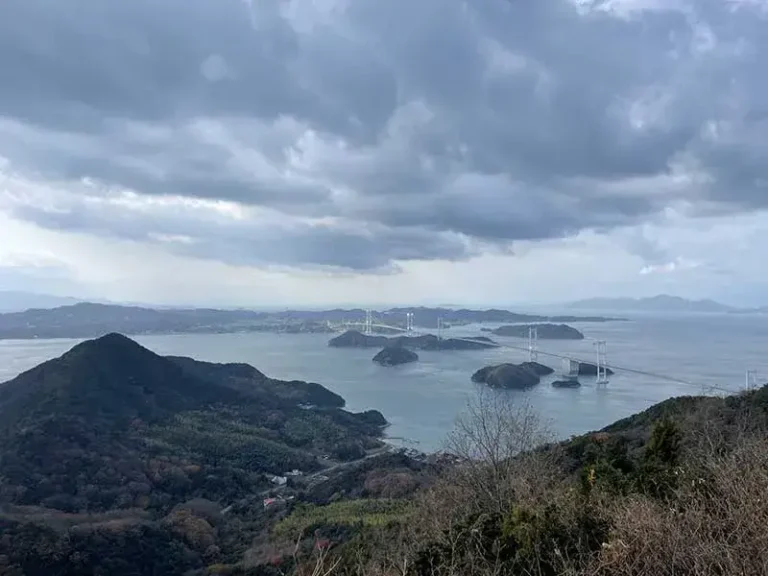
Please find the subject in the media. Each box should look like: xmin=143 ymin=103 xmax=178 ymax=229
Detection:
xmin=308 ymin=445 xmax=394 ymax=478
xmin=258 ymin=444 xmax=395 ymax=497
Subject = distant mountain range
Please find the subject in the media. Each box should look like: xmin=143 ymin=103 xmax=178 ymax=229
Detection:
xmin=0 ymin=290 xmax=199 ymax=313
xmin=0 ymin=302 xmax=625 ymax=340
xmin=0 ymin=290 xmax=87 ymax=312
xmin=567 ymin=295 xmax=737 ymax=313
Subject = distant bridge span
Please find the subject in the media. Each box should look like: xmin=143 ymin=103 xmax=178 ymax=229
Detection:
xmin=330 ymin=310 xmax=739 ymax=396
xmin=331 ymin=321 xmax=413 ymax=333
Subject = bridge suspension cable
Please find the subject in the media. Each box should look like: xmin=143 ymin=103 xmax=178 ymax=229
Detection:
xmin=447 ymin=336 xmax=739 ymax=396
xmin=342 ymin=313 xmax=743 ymax=397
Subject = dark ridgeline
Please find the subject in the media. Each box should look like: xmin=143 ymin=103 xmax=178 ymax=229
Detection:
xmin=0 ymin=302 xmax=625 ymax=340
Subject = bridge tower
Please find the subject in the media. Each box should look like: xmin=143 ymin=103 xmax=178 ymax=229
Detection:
xmin=561 ymin=358 xmax=580 ymax=382
xmin=364 ymin=310 xmax=373 ymax=335
xmin=437 ymin=317 xmax=443 ymax=340
xmin=594 ymin=340 xmax=609 ymax=385
xmin=406 ymin=312 xmax=414 ymax=332
xmin=528 ymin=326 xmax=538 ymax=363
xmin=746 ymin=370 xmax=759 ymax=392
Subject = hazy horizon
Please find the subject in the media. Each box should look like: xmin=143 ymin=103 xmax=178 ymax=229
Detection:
xmin=0 ymin=288 xmax=762 ymax=313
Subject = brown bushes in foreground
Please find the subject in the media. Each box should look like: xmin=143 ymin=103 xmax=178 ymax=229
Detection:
xmin=294 ymin=389 xmax=768 ymax=576
xmin=594 ymin=436 xmax=768 ymax=576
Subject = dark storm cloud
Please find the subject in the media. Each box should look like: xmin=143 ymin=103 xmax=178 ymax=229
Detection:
xmin=8 ymin=197 xmax=471 ymax=271
xmin=0 ymin=0 xmax=393 ymax=141
xmin=1 ymin=0 xmax=767 ymax=270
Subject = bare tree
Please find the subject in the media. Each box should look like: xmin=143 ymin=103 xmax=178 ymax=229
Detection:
xmin=442 ymin=388 xmax=555 ymax=515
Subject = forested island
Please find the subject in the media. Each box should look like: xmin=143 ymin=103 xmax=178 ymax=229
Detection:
xmin=471 ymin=361 xmax=555 ymax=389
xmin=373 ymin=345 xmax=419 ymax=366
xmin=482 ymin=323 xmax=585 ymax=340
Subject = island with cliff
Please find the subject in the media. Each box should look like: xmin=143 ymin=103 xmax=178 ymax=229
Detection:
xmin=328 ymin=330 xmax=498 ymax=351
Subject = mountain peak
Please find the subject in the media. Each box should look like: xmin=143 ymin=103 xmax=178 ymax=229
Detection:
xmin=61 ymin=331 xmax=163 ymax=367
xmin=0 ymin=334 xmax=232 ymax=432
xmin=82 ymin=331 xmax=140 ymax=347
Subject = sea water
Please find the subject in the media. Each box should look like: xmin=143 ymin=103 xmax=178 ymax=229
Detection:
xmin=2 ymin=312 xmax=768 ymax=452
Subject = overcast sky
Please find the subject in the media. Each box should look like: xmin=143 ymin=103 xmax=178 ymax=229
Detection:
xmin=1 ymin=0 xmax=767 ymax=308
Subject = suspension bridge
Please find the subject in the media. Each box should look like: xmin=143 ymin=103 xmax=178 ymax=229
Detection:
xmin=330 ymin=310 xmax=420 ymax=336
xmin=331 ymin=310 xmax=756 ymax=397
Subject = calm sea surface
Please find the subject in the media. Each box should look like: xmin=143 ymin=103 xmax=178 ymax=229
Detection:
xmin=2 ymin=313 xmax=768 ymax=452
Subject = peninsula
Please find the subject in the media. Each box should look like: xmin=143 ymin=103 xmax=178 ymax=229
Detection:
xmin=0 ymin=302 xmax=624 ymax=340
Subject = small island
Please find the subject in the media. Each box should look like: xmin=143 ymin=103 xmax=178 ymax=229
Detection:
xmin=373 ymin=345 xmax=419 ymax=366
xmin=552 ymin=379 xmax=581 ymax=388
xmin=482 ymin=323 xmax=585 ymax=340
xmin=471 ymin=361 xmax=554 ymax=389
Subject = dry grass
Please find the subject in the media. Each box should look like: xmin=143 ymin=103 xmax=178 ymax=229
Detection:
xmin=288 ymin=392 xmax=768 ymax=576
xmin=593 ymin=435 xmax=768 ymax=576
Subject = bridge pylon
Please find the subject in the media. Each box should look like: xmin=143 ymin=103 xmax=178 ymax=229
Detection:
xmin=594 ymin=340 xmax=609 ymax=385
xmin=528 ymin=326 xmax=538 ymax=362
xmin=364 ymin=310 xmax=373 ymax=335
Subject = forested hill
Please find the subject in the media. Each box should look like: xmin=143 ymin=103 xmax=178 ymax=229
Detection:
xmin=0 ymin=333 xmax=386 ymax=513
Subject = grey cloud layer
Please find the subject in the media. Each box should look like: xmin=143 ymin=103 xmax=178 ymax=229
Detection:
xmin=1 ymin=0 xmax=767 ymax=270
xmin=9 ymin=197 xmax=472 ymax=271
